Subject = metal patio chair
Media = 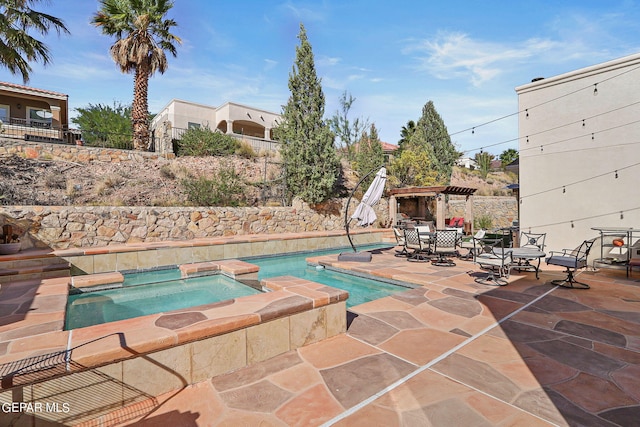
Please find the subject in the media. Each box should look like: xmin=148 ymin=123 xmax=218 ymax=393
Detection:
xmin=545 ymin=238 xmax=596 ymax=289
xmin=404 ymin=228 xmax=431 ymax=262
xmin=473 ymin=237 xmax=513 ymax=286
xmin=431 ymin=229 xmax=459 ymax=267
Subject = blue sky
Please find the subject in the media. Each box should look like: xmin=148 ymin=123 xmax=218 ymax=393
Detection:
xmin=1 ymin=1 xmax=639 ymax=156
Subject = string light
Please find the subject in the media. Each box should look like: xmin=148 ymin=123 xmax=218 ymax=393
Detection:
xmin=615 ymin=170 xmax=619 ymax=178
xmin=571 ymin=221 xmax=575 ymax=228
xmin=582 ymin=119 xmax=585 ymax=127
xmin=620 ymin=211 xmax=624 ymax=220
xmin=540 ymin=145 xmax=543 ymax=152
xmin=472 ymin=127 xmax=475 ymax=134
xmin=450 ymin=63 xmax=640 ymax=138
xmin=562 ymin=186 xmax=566 ymax=193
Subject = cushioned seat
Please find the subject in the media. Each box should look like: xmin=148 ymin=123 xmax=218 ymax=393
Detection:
xmin=545 ymin=238 xmax=595 ymax=289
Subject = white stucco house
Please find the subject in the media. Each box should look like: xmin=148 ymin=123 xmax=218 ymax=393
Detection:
xmin=151 ymin=99 xmax=282 ymax=153
xmin=516 ymin=53 xmax=640 ymax=258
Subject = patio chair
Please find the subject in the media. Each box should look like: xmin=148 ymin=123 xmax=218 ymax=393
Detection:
xmin=404 ymin=228 xmax=430 ymax=262
xmin=393 ymin=227 xmax=409 ymax=257
xmin=520 ymin=231 xmax=546 ymax=251
xmin=473 ymin=237 xmax=513 ymax=286
xmin=545 ymin=238 xmax=596 ymax=289
xmin=458 ymin=229 xmax=486 ymax=260
xmin=431 ymin=229 xmax=459 ymax=267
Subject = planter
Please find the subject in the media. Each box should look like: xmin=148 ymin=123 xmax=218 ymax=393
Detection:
xmin=0 ymin=243 xmax=21 ymax=255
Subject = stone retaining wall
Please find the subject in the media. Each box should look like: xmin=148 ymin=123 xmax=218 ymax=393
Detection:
xmin=0 ymin=198 xmax=391 ymax=250
xmin=448 ymin=196 xmax=518 ymax=229
xmin=0 ymin=138 xmax=173 ymax=163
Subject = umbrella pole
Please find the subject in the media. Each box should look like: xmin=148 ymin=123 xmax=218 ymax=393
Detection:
xmin=343 ymin=166 xmax=383 ymax=253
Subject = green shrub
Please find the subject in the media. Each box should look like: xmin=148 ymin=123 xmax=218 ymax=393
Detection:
xmin=181 ymin=162 xmax=246 ymax=206
xmin=176 ymin=126 xmax=239 ymax=157
xmin=474 ymin=214 xmax=493 ymax=230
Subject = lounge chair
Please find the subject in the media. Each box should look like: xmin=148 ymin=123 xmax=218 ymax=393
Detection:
xmin=545 ymin=238 xmax=595 ymax=289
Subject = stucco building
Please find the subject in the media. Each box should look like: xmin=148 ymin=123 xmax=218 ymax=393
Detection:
xmin=516 ymin=53 xmax=640 ymax=253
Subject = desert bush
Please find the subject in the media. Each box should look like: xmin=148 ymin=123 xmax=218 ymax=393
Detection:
xmin=474 ymin=214 xmax=493 ymax=230
xmin=236 ymin=140 xmax=257 ymax=159
xmin=175 ymin=126 xmax=239 ymax=157
xmin=181 ymin=162 xmax=246 ymax=206
xmin=44 ymin=172 xmax=66 ymax=189
xmin=159 ymin=164 xmax=176 ymax=179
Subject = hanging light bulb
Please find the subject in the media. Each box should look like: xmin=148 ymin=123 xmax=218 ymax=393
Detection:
xmin=592 ymin=133 xmax=595 ymax=140
xmin=593 ymin=83 xmax=598 ymax=95
xmin=540 ymin=145 xmax=544 ymax=152
xmin=582 ymin=119 xmax=585 ymax=127
xmin=571 ymin=221 xmax=575 ymax=228
xmin=526 ymin=136 xmax=529 ymax=143
xmin=472 ymin=127 xmax=475 ymax=134
xmin=525 ymin=109 xmax=529 ymax=118
xmin=620 ymin=211 xmax=624 ymax=220
xmin=562 ymin=186 xmax=566 ymax=193
xmin=615 ymin=170 xmax=619 ymax=178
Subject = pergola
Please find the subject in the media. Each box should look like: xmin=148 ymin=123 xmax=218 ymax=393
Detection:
xmin=389 ymin=186 xmax=477 ymax=232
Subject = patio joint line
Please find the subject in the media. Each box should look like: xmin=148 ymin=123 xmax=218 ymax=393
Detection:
xmin=321 ymin=285 xmax=559 ymax=427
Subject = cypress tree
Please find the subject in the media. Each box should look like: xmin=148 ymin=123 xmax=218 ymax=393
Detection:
xmin=274 ymin=23 xmax=339 ymax=204
xmin=409 ymin=101 xmax=458 ymax=184
xmin=356 ymin=123 xmax=385 ymax=189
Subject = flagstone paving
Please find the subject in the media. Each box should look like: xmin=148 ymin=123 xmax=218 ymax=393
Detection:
xmin=2 ymin=242 xmax=640 ymax=426
xmin=89 ymin=246 xmax=640 ymax=426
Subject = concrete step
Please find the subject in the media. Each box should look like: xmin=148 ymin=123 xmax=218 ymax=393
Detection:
xmin=0 ymin=249 xmax=70 ymax=283
xmin=0 ymin=261 xmax=70 ymax=284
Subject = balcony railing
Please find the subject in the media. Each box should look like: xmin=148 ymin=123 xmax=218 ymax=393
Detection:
xmin=0 ymin=116 xmax=70 ymax=143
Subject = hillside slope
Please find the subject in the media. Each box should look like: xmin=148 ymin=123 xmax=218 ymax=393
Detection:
xmin=0 ymin=154 xmax=516 ymax=206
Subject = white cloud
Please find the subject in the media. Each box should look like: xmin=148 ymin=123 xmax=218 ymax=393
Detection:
xmin=404 ymin=31 xmax=560 ymax=87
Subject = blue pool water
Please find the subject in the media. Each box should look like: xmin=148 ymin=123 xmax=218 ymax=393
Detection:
xmin=65 ymin=244 xmax=407 ymax=329
xmin=65 ymin=274 xmax=260 ymax=330
xmin=244 ymin=244 xmax=409 ymax=307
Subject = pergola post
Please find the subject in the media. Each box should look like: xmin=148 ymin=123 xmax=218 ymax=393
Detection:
xmin=436 ymin=194 xmax=446 ymax=230
xmin=466 ymin=194 xmax=474 ymax=234
xmin=389 ymin=195 xmax=397 ymax=227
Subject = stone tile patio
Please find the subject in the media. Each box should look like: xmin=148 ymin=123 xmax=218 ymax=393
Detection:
xmin=95 ymin=246 xmax=640 ymax=426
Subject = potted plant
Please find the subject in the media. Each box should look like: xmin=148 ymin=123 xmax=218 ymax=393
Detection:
xmin=0 ymin=224 xmax=21 ymax=255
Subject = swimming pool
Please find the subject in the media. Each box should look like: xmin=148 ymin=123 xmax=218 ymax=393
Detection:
xmin=243 ymin=244 xmax=411 ymax=307
xmin=65 ymin=244 xmax=407 ymax=329
xmin=65 ymin=274 xmax=261 ymax=330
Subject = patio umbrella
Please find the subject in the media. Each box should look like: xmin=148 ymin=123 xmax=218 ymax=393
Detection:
xmin=339 ymin=166 xmax=387 ymax=262
xmin=351 ymin=167 xmax=387 ymax=226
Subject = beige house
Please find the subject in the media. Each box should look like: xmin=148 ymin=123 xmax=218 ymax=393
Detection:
xmin=515 ymin=53 xmax=640 ymax=253
xmin=151 ymin=99 xmax=281 ymax=153
xmin=0 ymin=81 xmax=75 ymax=143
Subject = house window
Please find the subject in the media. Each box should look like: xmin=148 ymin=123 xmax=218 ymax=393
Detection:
xmin=187 ymin=122 xmax=201 ymax=129
xmin=26 ymin=107 xmax=52 ymax=128
xmin=0 ymin=105 xmax=8 ymax=123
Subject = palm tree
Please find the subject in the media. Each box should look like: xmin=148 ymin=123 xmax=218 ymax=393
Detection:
xmin=0 ymin=0 xmax=69 ymax=83
xmin=92 ymin=0 xmax=181 ymax=151
xmin=398 ymin=120 xmax=415 ymax=150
